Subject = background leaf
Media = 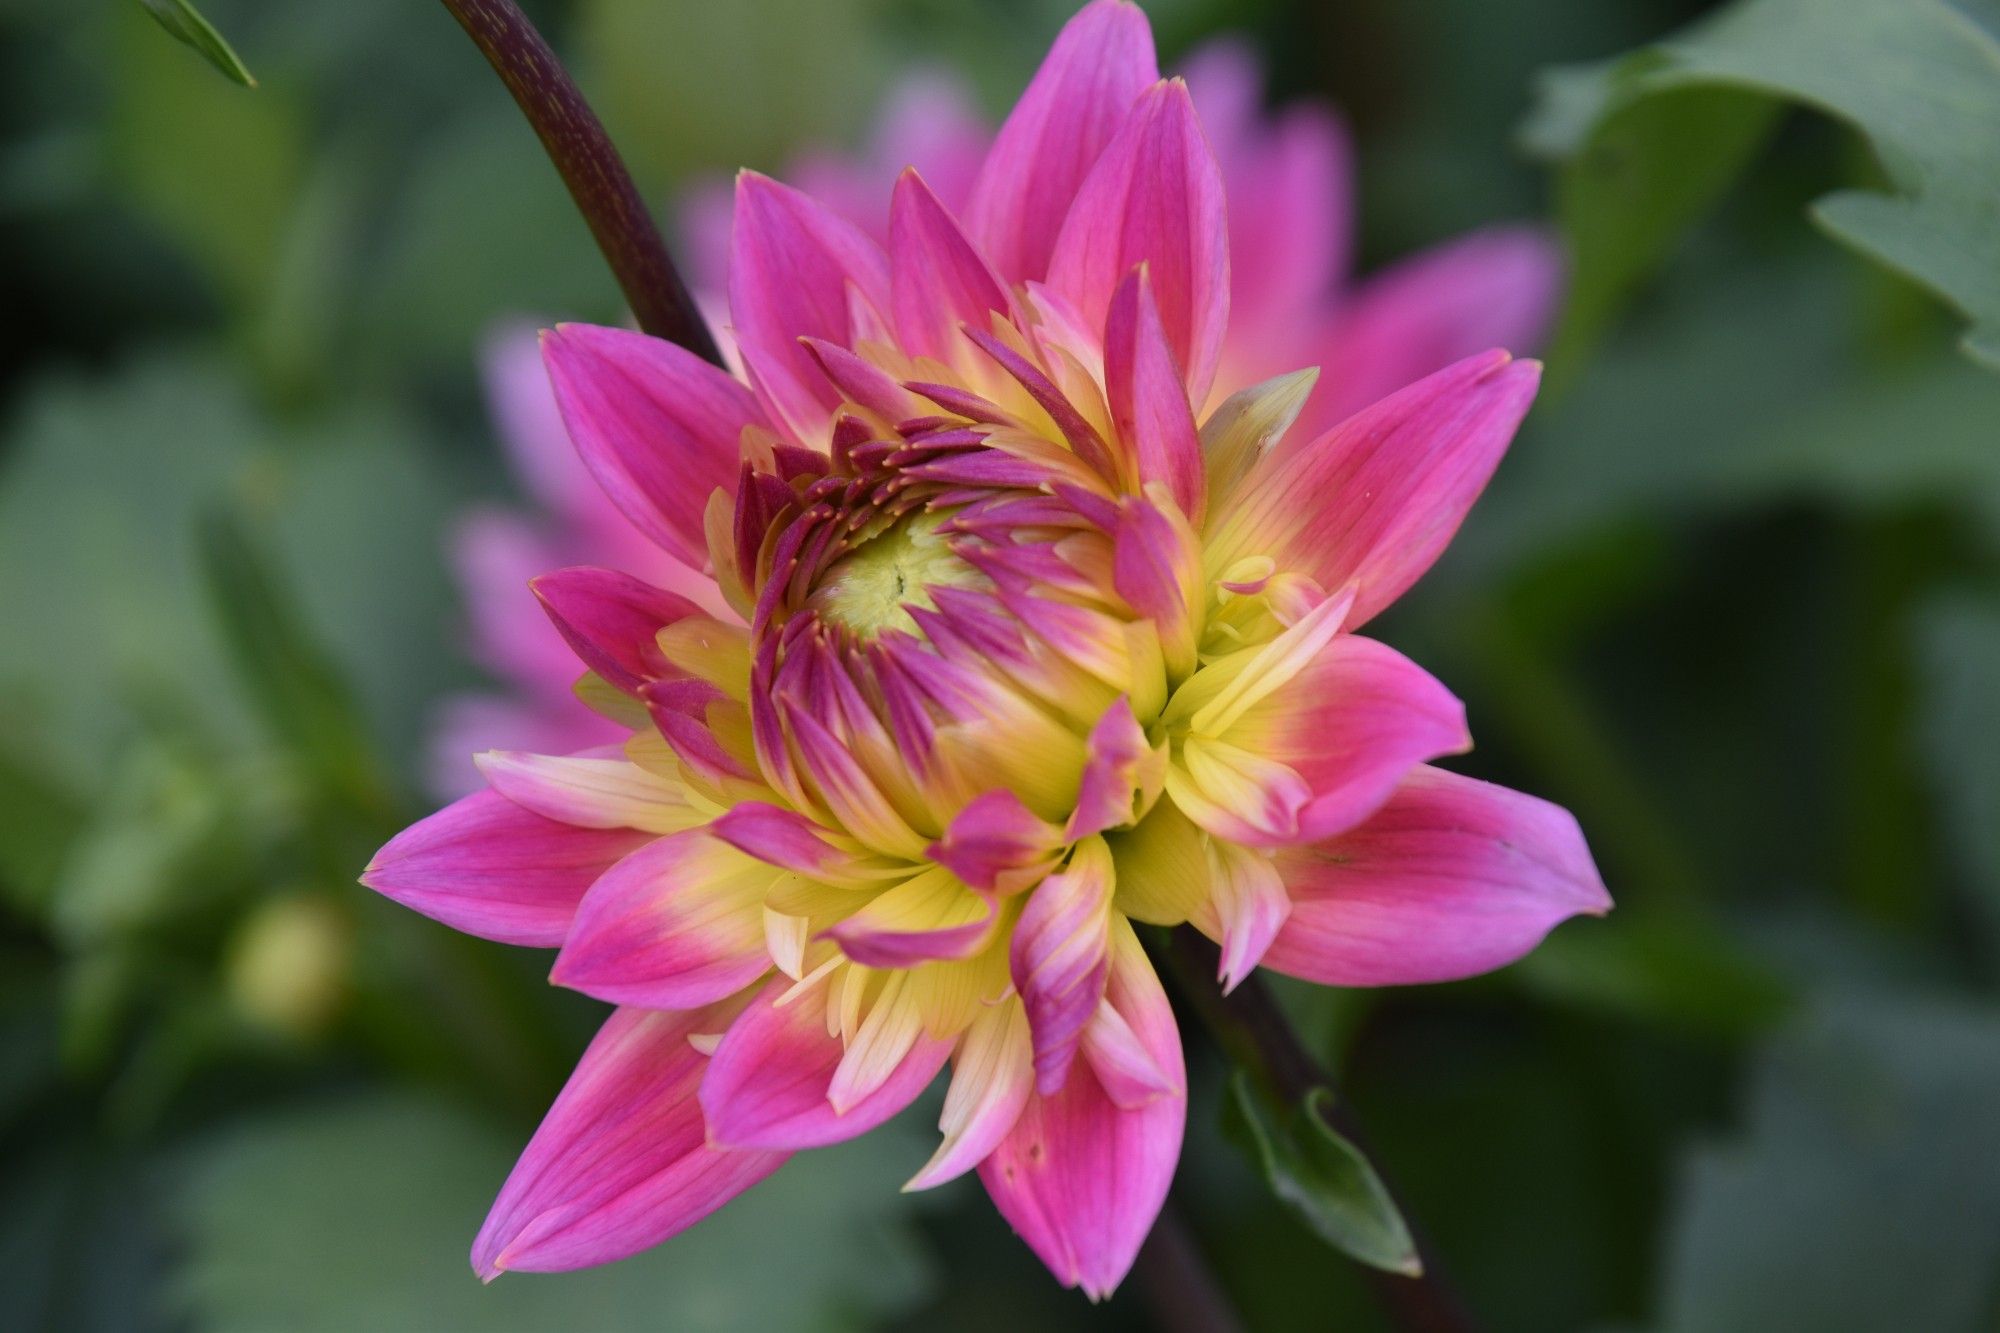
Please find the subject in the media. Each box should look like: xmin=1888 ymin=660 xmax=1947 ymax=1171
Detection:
xmin=172 ymin=1094 xmax=938 ymax=1333
xmin=1524 ymin=0 xmax=2000 ymax=374
xmin=1221 ymin=1072 xmax=1420 ymax=1277
xmin=1649 ymin=995 xmax=2000 ymax=1333
xmin=133 ymin=0 xmax=255 ymax=88
xmin=1914 ymin=595 xmax=2000 ymax=942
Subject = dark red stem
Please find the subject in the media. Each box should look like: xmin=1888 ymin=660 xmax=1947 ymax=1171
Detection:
xmin=436 ymin=0 xmax=722 ymax=365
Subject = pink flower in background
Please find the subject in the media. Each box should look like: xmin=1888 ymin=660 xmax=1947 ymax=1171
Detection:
xmin=432 ymin=21 xmax=1559 ymax=792
xmin=374 ymin=0 xmax=1602 ymax=1301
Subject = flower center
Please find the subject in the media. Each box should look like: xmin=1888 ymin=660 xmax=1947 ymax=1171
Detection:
xmin=806 ymin=509 xmax=985 ymax=638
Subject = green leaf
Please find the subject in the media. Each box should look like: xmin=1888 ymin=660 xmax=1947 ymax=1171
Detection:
xmin=1649 ymin=995 xmax=2000 ymax=1332
xmin=1914 ymin=595 xmax=2000 ymax=939
xmin=0 ymin=353 xmax=261 ymax=786
xmin=48 ymin=736 xmax=267 ymax=948
xmin=110 ymin=11 xmax=300 ymax=309
xmin=1221 ymin=1071 xmax=1420 ymax=1276
xmin=1522 ymin=75 xmax=1778 ymax=386
xmin=354 ymin=107 xmax=615 ymax=372
xmin=198 ymin=505 xmax=391 ymax=821
xmin=1455 ymin=255 xmax=2000 ymax=576
xmin=1515 ymin=910 xmax=1794 ymax=1041
xmin=0 ymin=744 xmax=87 ymax=919
xmin=0 ymin=1130 xmax=175 ymax=1333
xmin=134 ymin=0 xmax=257 ymax=88
xmin=0 ymin=353 xmax=462 ymax=797
xmin=171 ymin=1093 xmax=936 ymax=1331
xmin=579 ymin=0 xmax=882 ymax=185
xmin=1524 ymin=0 xmax=2000 ymax=375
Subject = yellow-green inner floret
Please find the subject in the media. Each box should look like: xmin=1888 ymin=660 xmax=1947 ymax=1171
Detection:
xmin=808 ymin=509 xmax=986 ymax=637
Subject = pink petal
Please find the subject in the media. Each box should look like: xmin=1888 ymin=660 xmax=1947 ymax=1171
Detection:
xmin=823 ymin=870 xmax=999 ymax=968
xmin=1010 ymin=838 xmax=1114 ymax=1094
xmin=361 ymin=790 xmax=651 ymax=947
xmin=531 ymin=566 xmax=702 ymax=695
xmin=1262 ymin=765 xmax=1611 ymax=986
xmin=1080 ymin=995 xmax=1180 ymax=1108
xmin=451 ymin=508 xmax=579 ymax=700
xmin=472 ymin=1001 xmax=785 ymax=1278
xmin=800 ymin=338 xmax=927 ymax=424
xmin=474 ymin=750 xmax=697 ymax=834
xmin=928 ymin=789 xmax=1063 ymax=894
xmin=482 ymin=323 xmax=595 ymax=519
xmin=965 ymin=0 xmax=1158 ymax=285
xmin=1109 ymin=488 xmax=1202 ymax=678
xmin=1066 ymin=695 xmax=1166 ymax=841
xmin=888 ymin=169 xmax=1018 ymax=363
xmin=1180 ymin=43 xmax=1351 ymax=372
xmin=777 ymin=72 xmax=991 ymax=248
xmin=866 ymin=72 xmax=991 ymax=220
xmin=980 ymin=919 xmax=1184 ymax=1300
xmin=708 ymin=801 xmax=838 ymax=874
xmin=550 ymin=828 xmax=775 ymax=1009
xmin=427 ymin=692 xmax=624 ymax=802
xmin=1302 ymin=228 xmax=1563 ymax=438
xmin=1204 ymin=838 xmax=1291 ymax=993
xmin=1223 ymin=634 xmax=1470 ymax=844
xmin=1209 ymin=350 xmax=1541 ymax=628
xmin=481 ymin=322 xmax=646 ymax=546
xmin=906 ymin=1001 xmax=1034 ymax=1191
xmin=1103 ymin=270 xmax=1206 ymax=521
xmin=1046 ymin=79 xmax=1230 ymax=405
xmin=541 ymin=323 xmax=764 ymax=568
xmin=728 ymin=172 xmax=892 ymax=442
xmin=700 ymin=974 xmax=951 ymax=1150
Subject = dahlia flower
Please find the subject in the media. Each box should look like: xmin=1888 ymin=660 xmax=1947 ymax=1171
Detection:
xmin=368 ymin=0 xmax=1607 ymax=1299
xmin=431 ymin=18 xmax=1560 ymax=790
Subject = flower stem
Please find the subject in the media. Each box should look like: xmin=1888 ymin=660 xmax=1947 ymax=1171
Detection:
xmin=435 ymin=0 xmax=723 ymax=365
xmin=1161 ymin=928 xmax=1481 ymax=1333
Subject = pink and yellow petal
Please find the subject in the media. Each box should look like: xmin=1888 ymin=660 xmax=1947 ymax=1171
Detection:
xmin=907 ymin=999 xmax=1034 ymax=1191
xmin=1010 ymin=836 xmax=1115 ymax=1094
xmin=361 ymin=789 xmax=652 ymax=947
xmin=551 ymin=828 xmax=777 ymax=1009
xmin=472 ymin=999 xmax=785 ymax=1279
xmin=729 ymin=172 xmax=892 ymax=443
xmin=1218 ymin=634 xmax=1470 ymax=844
xmin=531 ymin=566 xmax=705 ymax=696
xmin=979 ymin=918 xmax=1183 ymax=1300
xmin=474 ymin=750 xmax=705 ymax=835
xmin=700 ymin=971 xmax=951 ymax=1150
xmin=823 ymin=866 xmax=1001 ymax=968
xmin=1262 ymin=765 xmax=1611 ymax=986
xmin=965 ymin=0 xmax=1158 ymax=285
xmin=541 ymin=323 xmax=764 ymax=568
xmin=1206 ymin=350 xmax=1541 ymax=628
xmin=1047 ymin=78 xmax=1230 ymax=405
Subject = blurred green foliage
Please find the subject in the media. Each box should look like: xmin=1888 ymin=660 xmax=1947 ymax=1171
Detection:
xmin=132 ymin=0 xmax=255 ymax=89
xmin=1 ymin=0 xmax=1997 ymax=1330
xmin=1525 ymin=0 xmax=2000 ymax=376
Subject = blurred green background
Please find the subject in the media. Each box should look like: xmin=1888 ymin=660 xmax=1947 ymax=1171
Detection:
xmin=3 ymin=0 xmax=1998 ymax=1329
